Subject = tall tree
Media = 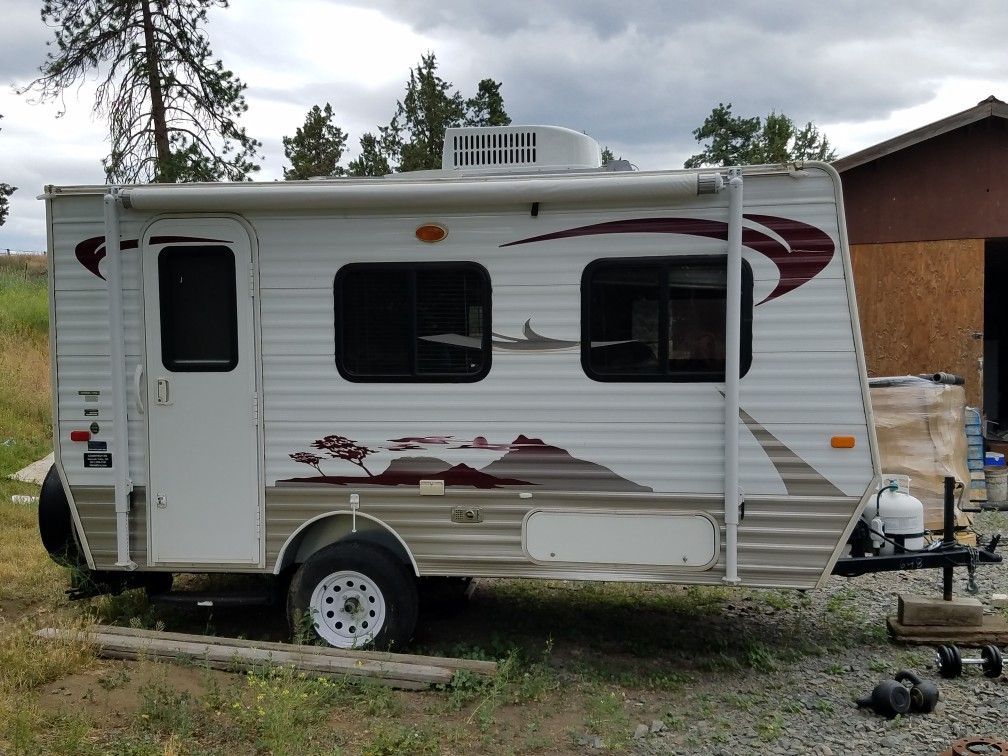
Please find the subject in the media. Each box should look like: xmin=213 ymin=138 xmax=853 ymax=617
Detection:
xmin=20 ymin=0 xmax=260 ymax=183
xmin=347 ymin=131 xmax=393 ymax=177
xmin=684 ymin=103 xmax=836 ymax=168
xmin=393 ymin=53 xmax=466 ymax=172
xmin=354 ymin=53 xmax=511 ymax=174
xmin=283 ymin=103 xmax=348 ymax=179
xmin=465 ymin=79 xmax=510 ymax=127
xmin=0 ymin=116 xmax=14 ymax=227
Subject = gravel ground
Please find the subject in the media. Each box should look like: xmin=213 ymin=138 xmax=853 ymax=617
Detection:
xmin=629 ymin=510 xmax=1008 ymax=756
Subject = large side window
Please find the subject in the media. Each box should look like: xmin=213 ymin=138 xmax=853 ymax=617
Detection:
xmin=582 ymin=256 xmax=752 ymax=382
xmin=159 ymin=245 xmax=238 ymax=372
xmin=335 ymin=263 xmax=491 ymax=382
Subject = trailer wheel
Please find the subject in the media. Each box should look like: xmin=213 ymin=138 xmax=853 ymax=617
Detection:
xmin=38 ymin=465 xmax=84 ymax=566
xmin=287 ymin=541 xmax=418 ymax=650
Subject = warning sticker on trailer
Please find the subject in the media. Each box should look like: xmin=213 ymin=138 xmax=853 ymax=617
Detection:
xmin=78 ymin=390 xmax=100 ymax=403
xmin=83 ymin=452 xmax=112 ymax=468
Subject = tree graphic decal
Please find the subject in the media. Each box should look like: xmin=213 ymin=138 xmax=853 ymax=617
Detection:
xmin=289 ymin=451 xmax=325 ymax=476
xmin=311 ymin=434 xmax=378 ymax=477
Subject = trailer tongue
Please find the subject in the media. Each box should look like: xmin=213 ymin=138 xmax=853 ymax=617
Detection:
xmin=833 ymin=476 xmax=1002 ymax=585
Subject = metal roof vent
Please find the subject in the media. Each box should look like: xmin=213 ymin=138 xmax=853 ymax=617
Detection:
xmin=442 ymin=125 xmax=603 ymax=173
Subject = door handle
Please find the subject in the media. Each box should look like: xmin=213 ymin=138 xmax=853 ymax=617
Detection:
xmin=156 ymin=378 xmax=171 ymax=405
xmin=134 ymin=364 xmax=145 ymax=414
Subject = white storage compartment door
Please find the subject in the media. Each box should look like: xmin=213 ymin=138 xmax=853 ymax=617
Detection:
xmin=523 ymin=510 xmax=718 ymax=568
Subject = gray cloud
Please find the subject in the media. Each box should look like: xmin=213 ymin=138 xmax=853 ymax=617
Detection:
xmin=341 ymin=0 xmax=1008 ymax=134
xmin=0 ymin=0 xmax=51 ymax=82
xmin=3 ymin=0 xmax=1008 ymax=251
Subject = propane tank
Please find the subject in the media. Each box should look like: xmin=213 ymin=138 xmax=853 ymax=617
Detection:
xmin=860 ymin=475 xmax=926 ymax=555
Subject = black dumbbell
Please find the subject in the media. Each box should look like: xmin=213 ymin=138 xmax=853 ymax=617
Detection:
xmin=893 ymin=670 xmax=939 ymax=713
xmin=856 ymin=679 xmax=911 ymax=718
xmin=934 ymin=644 xmax=1003 ymax=678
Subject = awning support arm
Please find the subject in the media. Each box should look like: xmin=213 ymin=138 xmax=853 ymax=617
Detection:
xmin=723 ymin=169 xmax=744 ymax=585
xmin=104 ymin=188 xmax=136 ymax=570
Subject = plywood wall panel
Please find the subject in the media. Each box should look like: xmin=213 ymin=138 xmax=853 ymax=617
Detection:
xmin=851 ymin=239 xmax=984 ymax=407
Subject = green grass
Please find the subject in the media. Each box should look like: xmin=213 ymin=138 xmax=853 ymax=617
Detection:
xmin=0 ymin=255 xmax=50 ymax=476
xmin=0 ymin=256 xmax=62 ymax=609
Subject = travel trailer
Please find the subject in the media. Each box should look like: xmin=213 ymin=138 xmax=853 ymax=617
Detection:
xmin=39 ymin=124 xmax=892 ymax=649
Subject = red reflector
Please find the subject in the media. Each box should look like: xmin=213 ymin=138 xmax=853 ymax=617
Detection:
xmin=70 ymin=431 xmax=91 ymax=442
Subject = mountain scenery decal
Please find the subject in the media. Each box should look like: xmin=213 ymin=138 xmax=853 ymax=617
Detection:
xmin=279 ymin=434 xmax=651 ymax=492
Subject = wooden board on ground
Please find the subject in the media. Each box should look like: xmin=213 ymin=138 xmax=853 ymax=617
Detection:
xmin=88 ymin=624 xmax=497 ymax=675
xmin=37 ymin=626 xmax=496 ymax=690
xmin=887 ymin=614 xmax=1008 ymax=645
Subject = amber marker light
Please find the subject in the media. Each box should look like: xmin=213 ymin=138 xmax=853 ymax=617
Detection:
xmin=415 ymin=224 xmax=448 ymax=243
xmin=831 ymin=436 xmax=856 ymax=449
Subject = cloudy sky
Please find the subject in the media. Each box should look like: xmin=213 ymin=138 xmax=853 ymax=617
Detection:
xmin=2 ymin=0 xmax=1007 ymax=251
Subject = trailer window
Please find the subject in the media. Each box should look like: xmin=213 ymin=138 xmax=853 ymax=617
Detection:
xmin=581 ymin=257 xmax=752 ymax=382
xmin=335 ymin=263 xmax=491 ymax=382
xmin=158 ymin=245 xmax=238 ymax=372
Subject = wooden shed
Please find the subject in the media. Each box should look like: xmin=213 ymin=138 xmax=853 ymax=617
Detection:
xmin=835 ymin=96 xmax=1008 ymax=427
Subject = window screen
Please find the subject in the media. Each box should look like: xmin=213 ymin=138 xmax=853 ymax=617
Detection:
xmin=158 ymin=245 xmax=238 ymax=372
xmin=335 ymin=263 xmax=491 ymax=382
xmin=582 ymin=256 xmax=752 ymax=382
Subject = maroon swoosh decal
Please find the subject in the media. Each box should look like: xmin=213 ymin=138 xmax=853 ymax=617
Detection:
xmin=75 ymin=235 xmax=229 ymax=280
xmin=742 ymin=214 xmax=835 ymax=302
xmin=501 ymin=215 xmax=834 ymax=304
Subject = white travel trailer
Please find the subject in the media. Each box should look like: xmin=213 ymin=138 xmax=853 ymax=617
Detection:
xmin=40 ymin=125 xmax=884 ymax=649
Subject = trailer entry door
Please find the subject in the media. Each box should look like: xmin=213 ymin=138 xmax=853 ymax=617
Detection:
xmin=142 ymin=218 xmax=261 ymax=565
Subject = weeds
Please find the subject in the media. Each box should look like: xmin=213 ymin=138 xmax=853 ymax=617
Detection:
xmin=0 ymin=617 xmax=94 ymax=695
xmin=97 ymin=666 xmax=131 ymax=691
xmin=138 ymin=678 xmax=199 ymax=739
xmin=362 ymin=722 xmax=440 ymax=756
xmin=762 ymin=590 xmax=793 ymax=610
xmin=444 ymin=641 xmax=556 ymax=728
xmin=229 ymin=666 xmax=352 ymax=754
xmin=756 ymin=712 xmax=784 ymax=741
xmin=584 ymin=688 xmax=630 ymax=750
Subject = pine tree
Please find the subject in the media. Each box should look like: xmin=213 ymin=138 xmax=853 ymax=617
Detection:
xmin=19 ymin=0 xmax=260 ymax=183
xmin=393 ymin=53 xmax=466 ymax=172
xmin=354 ymin=53 xmax=511 ymax=174
xmin=465 ymin=79 xmax=510 ymax=127
xmin=347 ymin=132 xmax=393 ymax=177
xmin=685 ymin=103 xmax=836 ymax=168
xmin=282 ymin=104 xmax=348 ymax=179
xmin=0 ymin=115 xmax=14 ymax=227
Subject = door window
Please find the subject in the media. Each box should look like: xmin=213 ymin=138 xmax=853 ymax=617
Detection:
xmin=158 ymin=245 xmax=238 ymax=372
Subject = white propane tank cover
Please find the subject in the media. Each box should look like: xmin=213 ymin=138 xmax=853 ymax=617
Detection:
xmin=863 ymin=474 xmax=926 ymax=555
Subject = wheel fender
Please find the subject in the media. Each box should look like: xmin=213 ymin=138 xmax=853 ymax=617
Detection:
xmin=273 ymin=511 xmax=419 ymax=577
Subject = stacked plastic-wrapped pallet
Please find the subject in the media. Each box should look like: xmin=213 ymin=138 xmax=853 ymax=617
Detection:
xmin=966 ymin=407 xmax=986 ymax=504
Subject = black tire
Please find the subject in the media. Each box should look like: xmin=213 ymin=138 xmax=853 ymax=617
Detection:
xmin=287 ymin=541 xmax=418 ymax=651
xmin=38 ymin=465 xmax=84 ymax=566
